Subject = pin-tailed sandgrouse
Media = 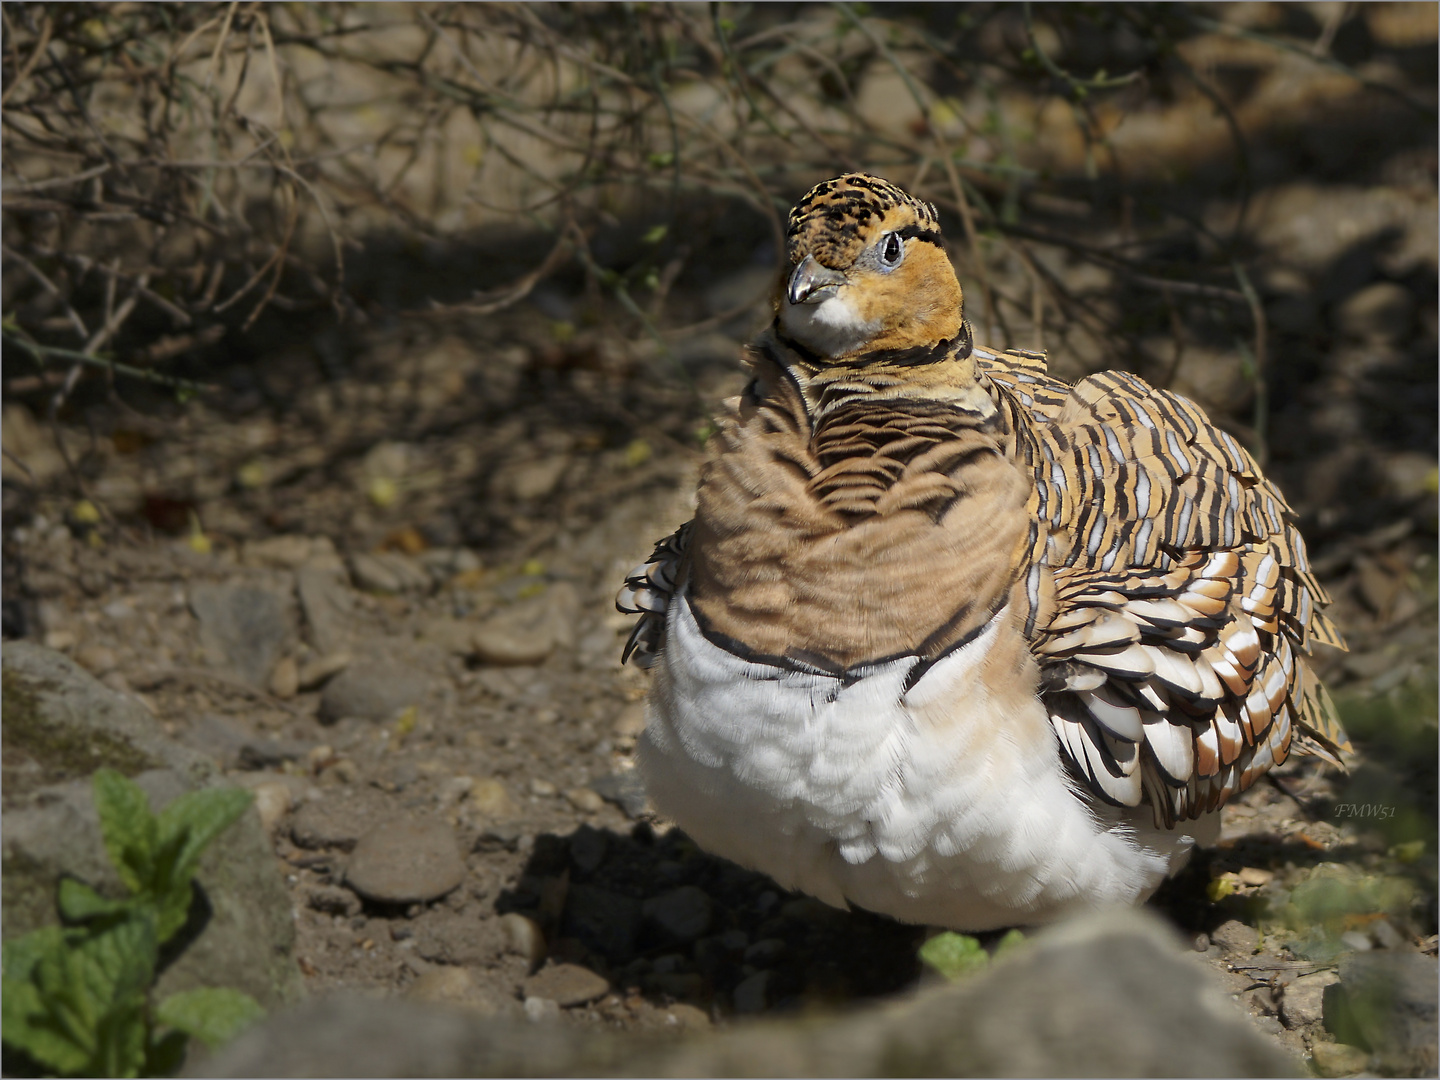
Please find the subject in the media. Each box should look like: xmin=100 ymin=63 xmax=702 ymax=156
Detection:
xmin=618 ymin=173 xmax=1349 ymax=931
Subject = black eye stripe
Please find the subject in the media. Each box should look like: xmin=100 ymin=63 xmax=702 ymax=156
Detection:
xmin=893 ymin=224 xmax=943 ymax=247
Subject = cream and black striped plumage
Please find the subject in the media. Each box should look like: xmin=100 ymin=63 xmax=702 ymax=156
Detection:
xmin=618 ymin=173 xmax=1348 ymax=929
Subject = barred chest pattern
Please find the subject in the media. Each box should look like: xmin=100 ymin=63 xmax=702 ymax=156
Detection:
xmin=618 ymin=173 xmax=1349 ymax=930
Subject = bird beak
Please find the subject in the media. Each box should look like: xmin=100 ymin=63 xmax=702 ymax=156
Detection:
xmin=787 ymin=255 xmax=846 ymax=305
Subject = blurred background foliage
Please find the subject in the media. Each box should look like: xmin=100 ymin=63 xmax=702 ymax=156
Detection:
xmin=2 ymin=3 xmax=1436 ymax=869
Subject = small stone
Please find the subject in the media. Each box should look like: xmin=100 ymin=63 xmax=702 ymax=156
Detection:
xmin=244 ymin=535 xmax=329 ymax=569
xmin=1237 ymin=867 xmax=1273 ymax=887
xmin=733 ymin=970 xmax=770 ymax=1014
xmin=43 ymin=629 xmax=77 ymax=651
xmin=297 ymin=652 xmax=350 ymax=690
xmin=437 ymin=775 xmax=474 ymax=809
xmin=498 ymin=912 xmax=547 ymax=967
xmin=319 ymin=660 xmax=426 ymax=723
xmin=269 ymin=656 xmax=299 ymax=699
xmin=350 ymin=552 xmax=431 ymax=594
xmin=1310 ymin=1042 xmax=1369 ymax=1078
xmin=346 ymin=817 xmax=466 ymax=905
xmin=568 ymin=826 xmax=607 ymax=874
xmin=1209 ymin=919 xmax=1259 ymax=956
xmin=475 ymin=823 xmax=522 ymax=852
xmin=589 ymin=771 xmax=648 ymax=819
xmin=494 ymin=455 xmax=570 ymax=502
xmin=308 ymin=884 xmax=361 ymax=917
xmin=612 ymin=704 xmax=647 ymax=739
xmin=523 ymin=996 xmax=560 ymax=1023
xmin=419 ymin=618 xmax=478 ymax=656
xmin=1281 ymin=970 xmax=1339 ymax=1029
xmin=530 ymin=778 xmax=557 ymax=798
xmin=189 ymin=582 xmax=293 ymax=688
xmin=75 ymin=643 xmax=118 ymax=676
xmin=405 ymin=967 xmax=515 ymax=1018
xmin=523 ymin=962 xmax=609 ymax=1008
xmin=470 ymin=583 xmax=580 ymax=666
xmin=296 ymin=568 xmax=354 ymax=655
xmin=289 ymin=788 xmax=392 ymax=850
xmin=643 ymin=886 xmax=713 ymax=943
xmin=565 ymin=787 xmax=604 ymax=814
xmin=251 ymin=782 xmax=292 ymax=835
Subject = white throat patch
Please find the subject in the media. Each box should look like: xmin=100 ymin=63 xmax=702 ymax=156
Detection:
xmin=779 ymin=292 xmax=878 ymax=357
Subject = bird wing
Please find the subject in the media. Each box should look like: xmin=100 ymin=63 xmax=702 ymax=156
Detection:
xmin=617 ymin=520 xmax=692 ymax=668
xmin=979 ymin=348 xmax=1350 ymax=827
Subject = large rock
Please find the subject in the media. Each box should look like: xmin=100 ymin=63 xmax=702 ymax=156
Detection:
xmin=3 ymin=770 xmax=304 ymax=1010
xmin=2 ymin=641 xmax=212 ymax=793
xmin=2 ymin=643 xmax=303 ymax=1010
xmin=1324 ymin=950 xmax=1438 ymax=1076
xmin=196 ymin=908 xmax=1297 ymax=1077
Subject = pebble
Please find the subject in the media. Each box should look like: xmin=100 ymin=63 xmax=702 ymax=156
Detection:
xmin=498 ymin=912 xmax=547 ymax=968
xmin=296 ymin=567 xmax=355 ymax=656
xmin=269 ymin=656 xmax=300 ymax=699
xmin=470 ymin=583 xmax=579 ymax=666
xmin=350 ymin=552 xmax=431 ymax=594
xmin=1209 ymin=919 xmax=1259 ymax=956
xmin=189 ymin=582 xmax=292 ymax=688
xmin=564 ymin=787 xmax=604 ymax=814
xmin=290 ymin=788 xmax=391 ymax=850
xmin=251 ymin=781 xmax=292 ymax=835
xmin=523 ymin=962 xmax=610 ymax=1008
xmin=243 ymin=535 xmax=335 ymax=570
xmin=297 ymin=652 xmax=351 ymax=690
xmin=1339 ymin=930 xmax=1373 ymax=952
xmin=523 ymin=996 xmax=560 ymax=1023
xmin=346 ymin=817 xmax=466 ymax=905
xmin=319 ymin=660 xmax=426 ymax=723
xmin=1370 ymin=918 xmax=1407 ymax=950
xmin=307 ymin=884 xmax=362 ymax=917
xmin=611 ymin=704 xmax=648 ymax=739
xmin=1280 ymin=970 xmax=1338 ymax=1029
xmin=1310 ymin=1042 xmax=1369 ymax=1078
xmin=75 ymin=643 xmax=118 ymax=676
xmin=732 ymin=970 xmax=771 ymax=1014
xmin=589 ymin=771 xmax=649 ymax=819
xmin=530 ymin=778 xmax=557 ymax=798
xmin=495 ymin=455 xmax=570 ymax=502
xmin=1236 ymin=867 xmax=1273 ymax=887
xmin=418 ymin=618 xmax=478 ymax=657
xmin=405 ymin=967 xmax=515 ymax=1018
xmin=643 ymin=886 xmax=714 ymax=943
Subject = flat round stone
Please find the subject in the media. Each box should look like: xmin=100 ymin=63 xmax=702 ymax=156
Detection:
xmin=345 ymin=816 xmax=465 ymax=904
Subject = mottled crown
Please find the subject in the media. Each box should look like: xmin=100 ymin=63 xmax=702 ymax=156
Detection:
xmin=786 ymin=173 xmax=941 ymax=269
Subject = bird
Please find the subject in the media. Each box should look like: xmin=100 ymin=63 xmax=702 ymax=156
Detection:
xmin=617 ymin=172 xmax=1350 ymax=931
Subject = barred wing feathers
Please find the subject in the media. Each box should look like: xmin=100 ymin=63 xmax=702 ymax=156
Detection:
xmin=979 ymin=349 xmax=1350 ymax=827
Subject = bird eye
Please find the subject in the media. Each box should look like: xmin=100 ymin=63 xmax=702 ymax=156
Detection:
xmin=881 ymin=232 xmax=903 ymax=267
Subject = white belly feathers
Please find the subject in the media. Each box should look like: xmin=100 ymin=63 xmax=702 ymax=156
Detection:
xmin=638 ymin=588 xmax=1210 ymax=930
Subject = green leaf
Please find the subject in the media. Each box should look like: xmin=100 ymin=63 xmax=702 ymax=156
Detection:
xmin=57 ymin=878 xmax=131 ymax=924
xmin=156 ymin=988 xmax=265 ymax=1049
xmin=641 ymin=223 xmax=668 ymax=244
xmin=918 ymin=931 xmax=990 ymax=981
xmin=3 ymin=928 xmax=92 ymax=1074
xmin=993 ymin=928 xmax=1027 ymax=958
xmin=156 ymin=787 xmax=253 ymax=890
xmin=92 ymin=769 xmax=157 ymax=895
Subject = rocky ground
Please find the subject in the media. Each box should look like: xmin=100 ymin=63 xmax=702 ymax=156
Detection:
xmin=3 ymin=10 xmax=1439 ymax=1067
xmin=3 ymin=263 xmax=1436 ymax=1073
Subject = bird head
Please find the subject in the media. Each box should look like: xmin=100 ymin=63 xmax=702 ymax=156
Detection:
xmin=776 ymin=174 xmax=966 ymax=363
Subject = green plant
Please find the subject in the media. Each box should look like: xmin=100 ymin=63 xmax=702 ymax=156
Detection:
xmin=918 ymin=929 xmax=1026 ymax=981
xmin=2 ymin=769 xmax=264 ymax=1077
